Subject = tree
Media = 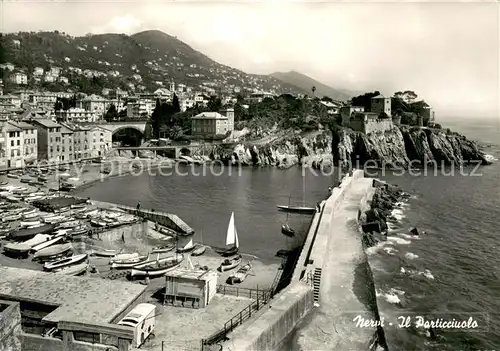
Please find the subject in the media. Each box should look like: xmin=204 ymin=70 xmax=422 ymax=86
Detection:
xmin=151 ymin=99 xmax=162 ymax=138
xmin=207 ymin=96 xmax=222 ymax=111
xmin=350 ymin=91 xmax=380 ymax=111
xmin=104 ymin=104 xmax=118 ymax=122
xmin=171 ymin=94 xmax=181 ymax=113
xmin=311 ymin=86 xmax=316 ymax=98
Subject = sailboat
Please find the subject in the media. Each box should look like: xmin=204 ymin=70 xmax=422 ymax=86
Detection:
xmin=220 ymin=212 xmax=239 ymax=257
xmin=192 ymin=229 xmax=206 ymax=256
xmin=281 ymin=195 xmax=295 ymax=237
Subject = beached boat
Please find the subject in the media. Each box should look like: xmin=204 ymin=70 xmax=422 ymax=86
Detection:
xmin=151 ymin=243 xmax=175 ymax=254
xmin=276 ymin=205 xmax=316 ymax=214
xmin=219 ymin=255 xmax=241 ymax=272
xmin=191 ymin=244 xmax=206 ymax=256
xmin=56 ymin=220 xmax=81 ymax=229
xmin=20 ymin=220 xmax=42 ymax=228
xmin=44 ymin=215 xmax=66 ymax=224
xmin=90 ymin=249 xmax=117 ymax=257
xmin=176 ymin=237 xmax=195 ymax=253
xmin=7 ymin=174 xmax=19 ymax=179
xmin=30 ymin=235 xmax=65 ymax=252
xmin=43 ymin=253 xmax=88 ymax=271
xmin=110 ymin=254 xmax=149 ymax=269
xmin=219 ymin=212 xmax=239 ymax=257
xmin=226 ymin=262 xmax=252 ymax=285
xmin=3 ymin=213 xmax=21 ymax=221
xmin=33 ymin=243 xmax=73 ymax=261
xmin=130 ymin=254 xmax=183 ymax=278
xmin=59 ymin=183 xmax=76 ymax=192
xmin=22 ymin=211 xmax=39 ymax=220
xmin=9 ymin=223 xmax=55 ymax=241
xmin=90 ymin=218 xmax=108 ymax=227
xmin=53 ymin=261 xmax=88 ymax=276
xmin=110 ymin=252 xmax=139 ymax=263
xmin=68 ymin=226 xmax=89 ymax=237
xmin=70 ymin=203 xmax=87 ymax=209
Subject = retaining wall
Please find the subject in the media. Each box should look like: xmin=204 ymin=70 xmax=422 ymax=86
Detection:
xmin=224 ymin=283 xmax=313 ymax=351
xmin=0 ymin=301 xmax=22 ymax=351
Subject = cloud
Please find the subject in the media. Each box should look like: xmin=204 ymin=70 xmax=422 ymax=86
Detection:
xmin=91 ymin=14 xmax=143 ymax=35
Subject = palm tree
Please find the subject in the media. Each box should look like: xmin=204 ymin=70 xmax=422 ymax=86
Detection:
xmin=311 ymin=86 xmax=316 ymax=98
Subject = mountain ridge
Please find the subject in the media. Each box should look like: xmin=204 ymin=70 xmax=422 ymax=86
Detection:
xmin=270 ymin=70 xmax=354 ymax=101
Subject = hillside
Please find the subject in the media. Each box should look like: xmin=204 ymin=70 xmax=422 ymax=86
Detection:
xmin=270 ymin=70 xmax=353 ymax=101
xmin=0 ymin=30 xmax=308 ymax=95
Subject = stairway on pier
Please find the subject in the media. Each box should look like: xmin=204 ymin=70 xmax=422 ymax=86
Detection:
xmin=296 ymin=177 xmax=376 ymax=351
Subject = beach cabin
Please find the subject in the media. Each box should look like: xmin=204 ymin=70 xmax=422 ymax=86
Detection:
xmin=164 ymin=268 xmax=218 ymax=308
xmin=117 ymin=303 xmax=156 ymax=347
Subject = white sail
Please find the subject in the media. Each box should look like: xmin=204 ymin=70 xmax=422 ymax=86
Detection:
xmin=182 ymin=238 xmax=194 ymax=250
xmin=226 ymin=212 xmax=239 ymax=248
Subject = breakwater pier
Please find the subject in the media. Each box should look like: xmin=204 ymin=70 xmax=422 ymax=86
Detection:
xmin=218 ymin=170 xmax=385 ymax=351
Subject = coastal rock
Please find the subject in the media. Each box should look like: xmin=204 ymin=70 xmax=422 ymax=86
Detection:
xmin=188 ymin=124 xmax=488 ymax=169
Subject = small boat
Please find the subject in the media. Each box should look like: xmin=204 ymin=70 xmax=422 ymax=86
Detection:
xmin=219 ymin=255 xmax=241 ymax=272
xmin=130 ymin=254 xmax=184 ymax=278
xmin=53 ymin=261 xmax=88 ymax=276
xmin=110 ymin=252 xmax=139 ymax=263
xmin=30 ymin=235 xmax=65 ymax=252
xmin=90 ymin=219 xmax=107 ymax=227
xmin=281 ymin=223 xmax=295 ymax=237
xmin=281 ymin=195 xmax=296 ymax=237
xmin=33 ymin=243 xmax=73 ymax=261
xmin=110 ymin=254 xmax=149 ymax=269
xmin=56 ymin=220 xmax=81 ymax=229
xmin=151 ymin=243 xmax=175 ymax=254
xmin=68 ymin=226 xmax=89 ymax=237
xmin=21 ymin=208 xmax=37 ymax=216
xmin=3 ymin=213 xmax=21 ymax=221
xmin=7 ymin=174 xmax=19 ymax=179
xmin=191 ymin=244 xmax=206 ymax=256
xmin=176 ymin=238 xmax=195 ymax=253
xmin=276 ymin=205 xmax=316 ymax=214
xmin=70 ymin=203 xmax=87 ymax=209
xmin=43 ymin=253 xmax=88 ymax=271
xmin=20 ymin=220 xmax=42 ymax=228
xmin=38 ymin=175 xmax=48 ymax=182
xmin=219 ymin=212 xmax=239 ymax=257
xmin=226 ymin=262 xmax=252 ymax=285
xmin=90 ymin=249 xmax=117 ymax=257
xmin=22 ymin=212 xmax=39 ymax=220
xmin=9 ymin=223 xmax=55 ymax=241
xmin=44 ymin=215 xmax=66 ymax=224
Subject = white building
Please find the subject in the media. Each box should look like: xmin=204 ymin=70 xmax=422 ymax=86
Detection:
xmin=10 ymin=72 xmax=28 ymax=85
xmin=126 ymin=99 xmax=156 ymax=118
xmin=56 ymin=107 xmax=99 ymax=123
xmin=4 ymin=122 xmax=23 ymax=168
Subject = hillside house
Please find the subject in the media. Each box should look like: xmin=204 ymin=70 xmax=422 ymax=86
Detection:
xmin=0 ymin=95 xmax=22 ymax=109
xmin=56 ymin=108 xmax=98 ymax=123
xmin=15 ymin=121 xmax=38 ymax=164
xmin=126 ymin=97 xmax=155 ymax=119
xmin=4 ymin=122 xmax=23 ymax=168
xmin=9 ymin=72 xmax=27 ymax=85
xmin=29 ymin=93 xmax=57 ymax=111
xmin=78 ymin=94 xmax=108 ymax=115
xmin=320 ymin=100 xmax=342 ymax=115
xmin=12 ymin=40 xmax=21 ymax=48
xmin=0 ymin=63 xmax=15 ymax=71
xmin=43 ymin=73 xmax=56 ymax=83
xmin=33 ymin=67 xmax=44 ymax=77
xmin=191 ymin=108 xmax=235 ymax=137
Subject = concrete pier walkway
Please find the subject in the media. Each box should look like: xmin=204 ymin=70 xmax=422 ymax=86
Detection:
xmin=295 ymin=176 xmax=379 ymax=350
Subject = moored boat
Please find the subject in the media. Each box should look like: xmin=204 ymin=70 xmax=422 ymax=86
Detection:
xmin=90 ymin=249 xmax=117 ymax=257
xmin=130 ymin=254 xmax=183 ymax=278
xmin=276 ymin=205 xmax=315 ymax=214
xmin=109 ymin=252 xmax=139 ymax=263
xmin=219 ymin=212 xmax=239 ymax=257
xmin=226 ymin=262 xmax=252 ymax=285
xmin=281 ymin=223 xmax=295 ymax=237
xmin=219 ymin=255 xmax=241 ymax=272
xmin=33 ymin=243 xmax=73 ymax=261
xmin=43 ymin=253 xmax=88 ymax=271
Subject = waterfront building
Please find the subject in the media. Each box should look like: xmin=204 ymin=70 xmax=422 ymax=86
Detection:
xmin=191 ymin=108 xmax=234 ymax=137
xmin=60 ymin=125 xmax=74 ymax=162
xmin=0 ymin=266 xmax=146 ymax=351
xmin=164 ymin=268 xmax=218 ymax=308
xmin=4 ymin=122 xmax=23 ymax=168
xmin=12 ymin=121 xmax=38 ymax=165
xmin=29 ymin=119 xmax=63 ymax=162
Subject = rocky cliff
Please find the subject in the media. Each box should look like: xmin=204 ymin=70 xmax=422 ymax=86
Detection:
xmin=189 ymin=125 xmax=489 ymax=168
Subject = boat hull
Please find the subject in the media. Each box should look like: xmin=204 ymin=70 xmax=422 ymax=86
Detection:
xmin=130 ymin=261 xmax=182 ymax=278
xmin=281 ymin=224 xmax=295 ymax=237
xmin=191 ymin=245 xmax=206 ymax=256
xmin=43 ymin=254 xmax=88 ymax=271
xmin=219 ymin=256 xmax=241 ymax=272
xmin=277 ymin=205 xmax=315 ymax=214
xmin=219 ymin=246 xmax=239 ymax=257
xmin=111 ymin=256 xmax=149 ymax=269
xmin=54 ymin=262 xmax=88 ymax=276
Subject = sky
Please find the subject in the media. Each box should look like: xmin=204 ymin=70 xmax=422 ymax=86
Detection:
xmin=1 ymin=1 xmax=498 ymax=120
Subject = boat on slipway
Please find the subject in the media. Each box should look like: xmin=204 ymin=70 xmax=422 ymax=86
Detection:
xmin=53 ymin=261 xmax=88 ymax=276
xmin=43 ymin=253 xmax=88 ymax=271
xmin=219 ymin=255 xmax=242 ymax=272
xmin=2 ymin=233 xmax=52 ymax=257
xmin=110 ymin=254 xmax=149 ymax=269
xmin=226 ymin=262 xmax=252 ymax=285
xmin=9 ymin=223 xmax=55 ymax=241
xmin=130 ymin=253 xmax=184 ymax=278
xmin=33 ymin=243 xmax=73 ymax=261
xmin=91 ymin=249 xmax=118 ymax=257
